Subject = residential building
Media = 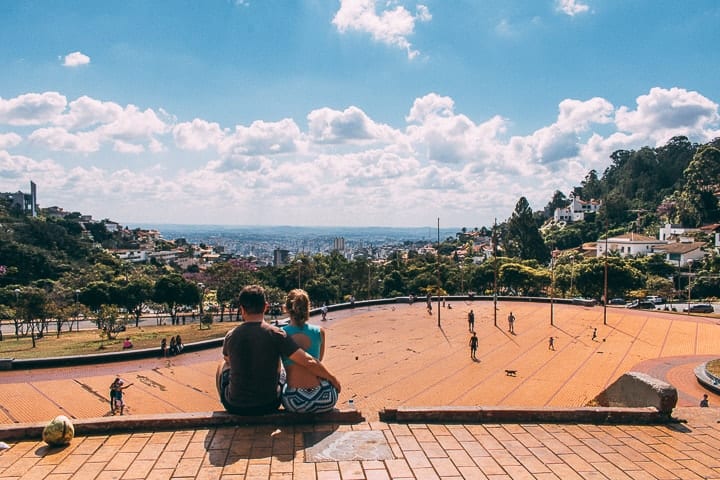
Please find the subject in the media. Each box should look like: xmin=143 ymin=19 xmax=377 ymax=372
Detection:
xmin=652 ymin=241 xmax=706 ymax=268
xmin=596 ymin=233 xmax=666 ymax=258
xmin=553 ymin=193 xmax=601 ymax=223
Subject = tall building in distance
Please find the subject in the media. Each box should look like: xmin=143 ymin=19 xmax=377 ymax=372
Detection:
xmin=273 ymin=248 xmax=290 ymax=267
xmin=333 ymin=237 xmax=345 ymax=252
xmin=1 ymin=180 xmax=38 ymax=217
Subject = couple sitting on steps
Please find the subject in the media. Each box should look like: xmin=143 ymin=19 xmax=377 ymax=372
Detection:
xmin=216 ymin=285 xmax=341 ymax=415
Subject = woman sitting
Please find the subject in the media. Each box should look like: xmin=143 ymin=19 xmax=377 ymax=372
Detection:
xmin=281 ymin=289 xmax=338 ymax=413
xmin=122 ymin=337 xmax=133 ymax=349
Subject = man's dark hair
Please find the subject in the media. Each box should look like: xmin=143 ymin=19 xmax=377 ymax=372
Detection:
xmin=238 ymin=285 xmax=267 ymax=314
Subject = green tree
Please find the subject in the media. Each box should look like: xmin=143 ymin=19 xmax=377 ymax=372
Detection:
xmin=153 ymin=275 xmax=200 ymax=325
xmin=505 ymin=197 xmax=549 ymax=262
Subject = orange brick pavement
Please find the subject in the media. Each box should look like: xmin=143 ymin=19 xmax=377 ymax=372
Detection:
xmin=2 ymin=301 xmax=720 ymax=479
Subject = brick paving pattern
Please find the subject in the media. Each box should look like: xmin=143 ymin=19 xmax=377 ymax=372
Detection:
xmin=2 ymin=301 xmax=720 ymax=478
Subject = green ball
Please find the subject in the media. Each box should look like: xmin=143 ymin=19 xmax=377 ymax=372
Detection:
xmin=42 ymin=415 xmax=75 ymax=446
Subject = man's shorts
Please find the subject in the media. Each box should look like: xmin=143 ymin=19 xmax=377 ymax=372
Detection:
xmin=216 ymin=363 xmax=280 ymax=415
xmin=281 ymin=379 xmax=338 ymax=413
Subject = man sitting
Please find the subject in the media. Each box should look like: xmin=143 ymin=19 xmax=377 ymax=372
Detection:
xmin=216 ymin=285 xmax=341 ymax=415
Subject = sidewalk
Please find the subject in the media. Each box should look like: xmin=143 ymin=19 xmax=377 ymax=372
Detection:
xmin=1 ymin=302 xmax=720 ymax=478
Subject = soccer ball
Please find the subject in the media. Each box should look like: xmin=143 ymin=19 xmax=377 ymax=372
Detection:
xmin=42 ymin=415 xmax=75 ymax=446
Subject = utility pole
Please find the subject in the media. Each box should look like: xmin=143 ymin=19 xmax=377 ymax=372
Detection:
xmin=603 ymin=216 xmax=608 ymax=325
xmin=437 ymin=217 xmax=441 ymax=328
xmin=493 ymin=218 xmax=498 ymax=327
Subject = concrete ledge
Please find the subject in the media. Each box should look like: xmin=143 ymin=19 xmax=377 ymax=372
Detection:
xmin=0 ymin=409 xmax=364 ymax=442
xmin=9 ymin=337 xmax=224 ymax=370
xmin=379 ymin=406 xmax=672 ymax=425
xmin=695 ymin=363 xmax=720 ymax=395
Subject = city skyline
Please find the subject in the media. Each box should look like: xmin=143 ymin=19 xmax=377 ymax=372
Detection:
xmin=1 ymin=1 xmax=719 ymax=228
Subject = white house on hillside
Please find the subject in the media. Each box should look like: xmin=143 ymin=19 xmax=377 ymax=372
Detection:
xmin=652 ymin=241 xmax=705 ymax=268
xmin=658 ymin=223 xmax=700 ymax=242
xmin=554 ymin=193 xmax=602 ymax=223
xmin=596 ymin=233 xmax=667 ymax=258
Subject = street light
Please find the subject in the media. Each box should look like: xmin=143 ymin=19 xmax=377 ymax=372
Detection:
xmin=197 ymin=283 xmax=205 ymax=315
xmin=74 ymin=289 xmax=81 ymax=332
xmin=296 ymin=259 xmax=302 ymax=289
xmin=550 ymin=249 xmax=559 ymax=326
xmin=687 ymin=259 xmax=694 ymax=314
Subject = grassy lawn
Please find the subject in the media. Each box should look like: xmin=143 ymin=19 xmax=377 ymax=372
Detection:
xmin=0 ymin=321 xmax=240 ymax=359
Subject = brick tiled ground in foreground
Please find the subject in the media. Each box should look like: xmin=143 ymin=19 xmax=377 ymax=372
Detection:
xmin=1 ymin=301 xmax=720 ymax=479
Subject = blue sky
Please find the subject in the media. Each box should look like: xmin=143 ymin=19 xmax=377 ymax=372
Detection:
xmin=1 ymin=0 xmax=719 ymax=228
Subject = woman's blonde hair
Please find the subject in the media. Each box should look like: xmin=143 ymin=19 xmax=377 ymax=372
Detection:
xmin=285 ymin=289 xmax=310 ymax=326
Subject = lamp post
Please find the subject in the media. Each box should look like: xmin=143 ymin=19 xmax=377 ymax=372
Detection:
xmin=74 ymin=289 xmax=80 ymax=332
xmin=460 ymin=264 xmax=464 ymax=295
xmin=603 ymin=218 xmax=609 ymax=325
xmin=550 ymin=249 xmax=559 ymax=326
xmin=687 ymin=259 xmax=694 ymax=314
xmin=197 ymin=283 xmax=205 ymax=315
xmin=296 ymin=259 xmax=302 ymax=289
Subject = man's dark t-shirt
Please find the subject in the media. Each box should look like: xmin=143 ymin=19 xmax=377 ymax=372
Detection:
xmin=222 ymin=322 xmax=299 ymax=410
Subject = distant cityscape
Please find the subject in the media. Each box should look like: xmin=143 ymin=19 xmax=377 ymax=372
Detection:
xmin=129 ymin=223 xmax=461 ymax=265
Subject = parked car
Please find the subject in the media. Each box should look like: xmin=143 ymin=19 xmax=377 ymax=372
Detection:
xmin=571 ymin=297 xmax=597 ymax=307
xmin=683 ymin=304 xmax=714 ymax=314
xmin=627 ymin=300 xmax=656 ymax=309
xmin=609 ymin=298 xmax=626 ymax=305
xmin=646 ymin=295 xmax=665 ymax=304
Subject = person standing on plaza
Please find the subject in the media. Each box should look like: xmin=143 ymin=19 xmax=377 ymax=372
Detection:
xmin=700 ymin=394 xmax=709 ymax=407
xmin=548 ymin=336 xmax=555 ymax=350
xmin=216 ymin=285 xmax=340 ymax=415
xmin=468 ymin=310 xmax=475 ymax=332
xmin=592 ymin=328 xmax=597 ymax=341
xmin=508 ymin=312 xmax=515 ymax=334
xmin=281 ymin=289 xmax=339 ymax=413
xmin=469 ymin=332 xmax=478 ymax=360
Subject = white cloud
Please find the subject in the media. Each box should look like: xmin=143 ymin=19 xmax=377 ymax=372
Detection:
xmin=0 ymin=132 xmax=22 ymax=149
xmin=28 ymin=127 xmax=101 ymax=153
xmin=113 ymin=140 xmax=145 ymax=154
xmin=615 ymin=87 xmax=720 ymax=145
xmin=219 ymin=118 xmax=300 ymax=157
xmin=556 ymin=0 xmax=590 ymax=16
xmin=63 ymin=51 xmax=91 ymax=67
xmin=173 ymin=119 xmax=225 ymax=150
xmin=332 ymin=0 xmax=431 ymax=59
xmin=307 ymin=106 xmax=398 ymax=144
xmin=56 ymin=96 xmax=124 ymax=130
xmin=5 ymin=86 xmax=720 ymax=227
xmin=0 ymin=92 xmax=67 ymax=126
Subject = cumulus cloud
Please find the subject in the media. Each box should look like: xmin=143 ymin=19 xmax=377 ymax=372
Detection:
xmin=556 ymin=0 xmax=590 ymax=16
xmin=615 ymin=87 xmax=720 ymax=145
xmin=0 ymin=92 xmax=67 ymax=126
xmin=63 ymin=51 xmax=91 ymax=67
xmin=307 ymin=106 xmax=398 ymax=144
xmin=405 ymin=93 xmax=508 ymax=165
xmin=56 ymin=96 xmax=124 ymax=130
xmin=0 ymin=132 xmax=22 ymax=149
xmin=5 ymin=86 xmax=720 ymax=227
xmin=332 ymin=0 xmax=431 ymax=59
xmin=219 ymin=118 xmax=300 ymax=157
xmin=28 ymin=127 xmax=101 ymax=153
xmin=173 ymin=119 xmax=225 ymax=150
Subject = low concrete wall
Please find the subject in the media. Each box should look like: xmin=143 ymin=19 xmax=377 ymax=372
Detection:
xmin=591 ymin=371 xmax=678 ymax=415
xmin=0 ymin=409 xmax=365 ymax=442
xmin=379 ymin=406 xmax=669 ymax=425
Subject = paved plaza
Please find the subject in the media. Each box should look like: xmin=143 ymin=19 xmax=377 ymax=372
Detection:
xmin=1 ymin=301 xmax=720 ymax=479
